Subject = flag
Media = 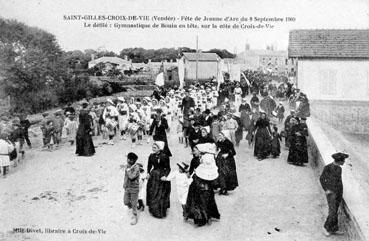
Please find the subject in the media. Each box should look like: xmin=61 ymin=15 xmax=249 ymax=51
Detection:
xmin=241 ymin=72 xmax=250 ymax=86
xmin=155 ymin=72 xmax=164 ymax=86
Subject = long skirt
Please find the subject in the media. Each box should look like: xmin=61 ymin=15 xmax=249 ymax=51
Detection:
xmin=270 ymin=138 xmax=281 ymax=157
xmin=254 ymin=128 xmax=271 ymax=158
xmin=287 ymin=143 xmax=308 ymax=164
xmin=146 ymin=169 xmax=171 ymax=218
xmin=235 ymin=128 xmax=243 ymax=145
xmin=185 ymin=175 xmax=220 ymax=226
xmin=215 ymin=155 xmax=239 ymax=191
xmin=118 ymin=115 xmax=128 ymax=131
xmin=234 ymin=94 xmax=242 ymax=110
xmin=75 ymin=133 xmax=95 ymax=156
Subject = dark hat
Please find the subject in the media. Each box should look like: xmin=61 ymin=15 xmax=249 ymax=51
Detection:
xmin=204 ymin=109 xmax=211 ymax=115
xmin=127 ymin=152 xmax=138 ymax=162
xmin=300 ymin=117 xmax=307 ymax=120
xmin=332 ymin=152 xmax=349 ymax=161
xmin=177 ymin=162 xmax=189 ymax=172
xmin=193 ymin=121 xmax=200 ymax=127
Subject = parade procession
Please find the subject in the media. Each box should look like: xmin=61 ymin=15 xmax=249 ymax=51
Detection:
xmin=2 ymin=0 xmax=369 ymax=240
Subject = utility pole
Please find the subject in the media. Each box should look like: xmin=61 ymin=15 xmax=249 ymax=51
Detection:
xmin=196 ymin=35 xmax=199 ymax=82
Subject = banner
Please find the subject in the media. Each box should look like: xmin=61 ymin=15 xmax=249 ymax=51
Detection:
xmin=155 ymin=72 xmax=164 ymax=86
xmin=241 ymin=72 xmax=251 ymax=86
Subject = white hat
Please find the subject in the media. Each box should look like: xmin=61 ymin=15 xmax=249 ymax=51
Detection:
xmin=153 ymin=141 xmax=165 ymax=151
xmin=195 ymin=152 xmax=218 ymax=181
xmin=196 ymin=143 xmax=217 ymax=155
xmin=106 ymin=98 xmax=114 ymax=105
xmin=201 ymin=126 xmax=211 ymax=134
xmin=117 ymin=97 xmax=125 ymax=102
xmin=233 ymin=112 xmax=241 ymax=118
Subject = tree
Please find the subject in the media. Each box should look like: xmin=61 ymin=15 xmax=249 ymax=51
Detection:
xmin=0 ymin=18 xmax=69 ymax=113
xmin=205 ymin=49 xmax=235 ymax=58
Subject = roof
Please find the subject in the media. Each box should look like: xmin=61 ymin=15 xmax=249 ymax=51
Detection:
xmin=182 ymin=52 xmax=220 ymax=61
xmin=89 ymin=56 xmax=131 ymax=66
xmin=288 ymin=29 xmax=369 ymax=58
xmin=238 ymin=50 xmax=287 ymax=58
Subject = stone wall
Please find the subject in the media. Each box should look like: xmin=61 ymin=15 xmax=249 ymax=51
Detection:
xmin=310 ymin=100 xmax=369 ymax=134
xmin=308 ymin=118 xmax=369 ymax=240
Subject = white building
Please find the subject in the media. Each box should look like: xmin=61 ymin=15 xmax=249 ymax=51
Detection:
xmin=178 ymin=53 xmax=221 ymax=82
xmin=88 ymin=56 xmax=132 ymax=71
xmin=288 ymin=29 xmax=369 ymax=133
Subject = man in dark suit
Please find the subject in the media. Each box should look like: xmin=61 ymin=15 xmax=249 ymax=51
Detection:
xmin=320 ymin=152 xmax=349 ymax=236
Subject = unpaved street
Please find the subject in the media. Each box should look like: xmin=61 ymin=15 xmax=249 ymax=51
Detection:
xmin=0 ymin=106 xmax=347 ymax=241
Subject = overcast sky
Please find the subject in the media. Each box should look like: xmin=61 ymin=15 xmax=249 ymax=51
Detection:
xmin=1 ymin=0 xmax=368 ymax=54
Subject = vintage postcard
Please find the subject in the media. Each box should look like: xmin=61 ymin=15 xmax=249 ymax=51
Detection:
xmin=0 ymin=0 xmax=368 ymax=240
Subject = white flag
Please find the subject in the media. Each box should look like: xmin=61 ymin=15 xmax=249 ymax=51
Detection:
xmin=155 ymin=72 xmax=164 ymax=86
xmin=241 ymin=72 xmax=250 ymax=86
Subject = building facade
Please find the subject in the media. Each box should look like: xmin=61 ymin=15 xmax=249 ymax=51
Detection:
xmin=236 ymin=49 xmax=290 ymax=74
xmin=178 ymin=53 xmax=221 ymax=81
xmin=288 ymin=29 xmax=369 ymax=134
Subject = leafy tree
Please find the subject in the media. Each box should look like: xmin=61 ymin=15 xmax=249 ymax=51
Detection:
xmin=205 ymin=49 xmax=235 ymax=58
xmin=0 ymin=18 xmax=68 ymax=113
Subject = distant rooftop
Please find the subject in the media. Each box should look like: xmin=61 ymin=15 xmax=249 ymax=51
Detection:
xmin=238 ymin=49 xmax=287 ymax=57
xmin=89 ymin=56 xmax=131 ymax=65
xmin=182 ymin=52 xmax=220 ymax=61
xmin=288 ymin=29 xmax=369 ymax=58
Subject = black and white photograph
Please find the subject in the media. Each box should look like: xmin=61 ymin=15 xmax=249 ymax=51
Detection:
xmin=0 ymin=0 xmax=369 ymax=240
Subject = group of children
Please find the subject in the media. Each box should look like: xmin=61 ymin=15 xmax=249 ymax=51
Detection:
xmin=0 ymin=114 xmax=33 ymax=177
xmin=123 ymin=151 xmax=192 ymax=225
xmin=40 ymin=110 xmax=78 ymax=150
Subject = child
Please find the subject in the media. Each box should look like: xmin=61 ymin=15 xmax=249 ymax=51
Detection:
xmin=105 ymin=115 xmax=117 ymax=145
xmin=137 ymin=118 xmax=145 ymax=145
xmin=270 ymin=125 xmax=282 ymax=158
xmin=44 ymin=120 xmax=55 ymax=151
xmin=40 ymin=112 xmax=49 ymax=148
xmin=276 ymin=102 xmax=285 ymax=123
xmin=20 ymin=114 xmax=32 ymax=148
xmin=9 ymin=119 xmax=24 ymax=163
xmin=53 ymin=111 xmax=64 ymax=148
xmin=0 ymin=132 xmax=15 ymax=177
xmin=123 ymin=152 xmax=140 ymax=225
xmin=127 ymin=118 xmax=139 ymax=148
xmin=161 ymin=162 xmax=192 ymax=220
xmin=177 ymin=115 xmax=184 ymax=144
xmin=64 ymin=114 xmax=78 ymax=145
xmin=137 ymin=164 xmax=146 ymax=211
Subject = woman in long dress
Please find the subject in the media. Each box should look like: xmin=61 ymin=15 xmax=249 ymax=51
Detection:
xmin=146 ymin=141 xmax=171 ymax=218
xmin=75 ymin=103 xmax=95 ymax=156
xmin=287 ymin=118 xmax=309 ymax=166
xmin=149 ymin=109 xmax=172 ymax=156
xmin=185 ymin=143 xmax=220 ymax=226
xmin=215 ymin=132 xmax=238 ymax=195
xmin=253 ymin=112 xmax=272 ymax=160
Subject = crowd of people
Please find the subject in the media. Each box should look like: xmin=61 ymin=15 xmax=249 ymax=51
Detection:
xmin=0 ymin=76 xmax=350 ymax=236
xmin=1 ymin=77 xmax=327 ymax=229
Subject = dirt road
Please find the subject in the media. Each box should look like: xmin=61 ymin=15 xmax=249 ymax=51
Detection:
xmin=0 ymin=101 xmax=348 ymax=241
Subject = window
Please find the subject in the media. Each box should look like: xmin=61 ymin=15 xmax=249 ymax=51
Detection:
xmin=319 ymin=69 xmax=337 ymax=96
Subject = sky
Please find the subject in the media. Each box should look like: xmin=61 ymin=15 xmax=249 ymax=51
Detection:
xmin=0 ymin=0 xmax=368 ymax=54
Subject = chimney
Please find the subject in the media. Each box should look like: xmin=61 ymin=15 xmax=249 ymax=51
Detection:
xmin=91 ymin=54 xmax=95 ymax=61
xmin=124 ymin=55 xmax=128 ymax=61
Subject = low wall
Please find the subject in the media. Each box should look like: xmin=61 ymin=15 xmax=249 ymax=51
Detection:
xmin=310 ymin=100 xmax=369 ymax=134
xmin=308 ymin=118 xmax=369 ymax=241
